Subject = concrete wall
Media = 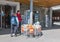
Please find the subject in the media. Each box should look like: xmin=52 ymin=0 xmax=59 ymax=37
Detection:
xmin=0 ymin=1 xmax=20 ymax=13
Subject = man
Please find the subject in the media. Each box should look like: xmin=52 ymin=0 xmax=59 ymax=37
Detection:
xmin=11 ymin=13 xmax=19 ymax=37
xmin=16 ymin=10 xmax=22 ymax=35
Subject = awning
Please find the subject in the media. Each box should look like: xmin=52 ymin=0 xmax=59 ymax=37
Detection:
xmin=14 ymin=0 xmax=60 ymax=7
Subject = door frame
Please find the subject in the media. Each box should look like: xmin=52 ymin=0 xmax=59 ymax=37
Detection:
xmin=0 ymin=1 xmax=19 ymax=29
xmin=0 ymin=5 xmax=3 ymax=29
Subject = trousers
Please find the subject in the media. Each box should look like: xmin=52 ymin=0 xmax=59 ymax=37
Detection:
xmin=11 ymin=25 xmax=18 ymax=35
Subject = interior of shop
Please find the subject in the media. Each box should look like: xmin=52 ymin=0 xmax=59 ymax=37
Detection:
xmin=2 ymin=5 xmax=11 ymax=28
xmin=52 ymin=10 xmax=60 ymax=26
xmin=0 ymin=5 xmax=16 ymax=29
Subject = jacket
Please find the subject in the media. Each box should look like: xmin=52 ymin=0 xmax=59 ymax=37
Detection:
xmin=17 ymin=13 xmax=22 ymax=22
xmin=11 ymin=16 xmax=19 ymax=26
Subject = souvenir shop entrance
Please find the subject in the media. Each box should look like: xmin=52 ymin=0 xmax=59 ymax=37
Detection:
xmin=0 ymin=5 xmax=16 ymax=29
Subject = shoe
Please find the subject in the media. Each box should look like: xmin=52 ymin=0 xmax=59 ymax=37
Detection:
xmin=13 ymin=33 xmax=15 ymax=36
xmin=15 ymin=34 xmax=17 ymax=37
xmin=11 ymin=34 xmax=13 ymax=37
xmin=14 ymin=33 xmax=17 ymax=37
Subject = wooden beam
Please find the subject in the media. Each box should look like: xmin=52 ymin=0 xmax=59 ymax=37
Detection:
xmin=7 ymin=0 xmax=60 ymax=7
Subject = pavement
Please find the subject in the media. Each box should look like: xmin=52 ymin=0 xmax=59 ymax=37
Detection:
xmin=0 ymin=28 xmax=60 ymax=42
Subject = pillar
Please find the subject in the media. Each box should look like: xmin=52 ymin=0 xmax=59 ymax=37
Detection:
xmin=16 ymin=2 xmax=20 ymax=12
xmin=45 ymin=8 xmax=49 ymax=27
xmin=30 ymin=0 xmax=33 ymax=24
xmin=49 ymin=8 xmax=52 ymax=27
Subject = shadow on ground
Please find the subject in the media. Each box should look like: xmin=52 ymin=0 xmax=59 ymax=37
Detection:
xmin=42 ymin=24 xmax=60 ymax=30
xmin=0 ymin=24 xmax=60 ymax=35
xmin=0 ymin=28 xmax=10 ymax=35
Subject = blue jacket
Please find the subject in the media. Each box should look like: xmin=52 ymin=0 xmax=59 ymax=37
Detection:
xmin=11 ymin=16 xmax=19 ymax=26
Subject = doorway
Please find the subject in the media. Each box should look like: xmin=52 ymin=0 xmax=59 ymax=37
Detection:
xmin=0 ymin=5 xmax=16 ymax=29
xmin=5 ymin=5 xmax=12 ymax=28
xmin=52 ymin=10 xmax=60 ymax=26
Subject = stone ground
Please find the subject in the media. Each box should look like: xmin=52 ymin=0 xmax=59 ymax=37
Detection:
xmin=0 ymin=28 xmax=60 ymax=42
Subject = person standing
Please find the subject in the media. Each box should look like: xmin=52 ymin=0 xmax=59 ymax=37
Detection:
xmin=16 ymin=10 xmax=22 ymax=35
xmin=11 ymin=13 xmax=19 ymax=37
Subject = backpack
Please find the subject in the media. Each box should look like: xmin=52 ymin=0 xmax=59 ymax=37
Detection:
xmin=11 ymin=16 xmax=17 ymax=25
